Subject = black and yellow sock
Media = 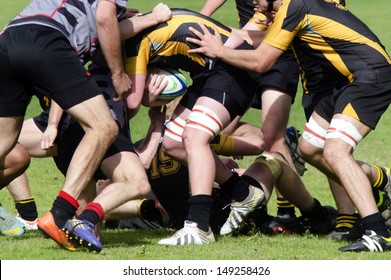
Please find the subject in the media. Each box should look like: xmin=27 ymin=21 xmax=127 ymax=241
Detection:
xmin=372 ymin=165 xmax=390 ymax=190
xmin=335 ymin=213 xmax=357 ymax=230
xmin=14 ymin=197 xmax=38 ymax=221
xmin=277 ymin=198 xmax=296 ymax=218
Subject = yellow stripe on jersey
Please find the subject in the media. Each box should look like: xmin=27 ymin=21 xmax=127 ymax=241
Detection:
xmin=264 ymin=0 xmax=391 ymax=81
xmin=304 ymin=14 xmax=391 ymax=63
xmin=248 ymin=12 xmax=268 ymax=31
xmin=124 ymin=11 xmax=232 ymax=76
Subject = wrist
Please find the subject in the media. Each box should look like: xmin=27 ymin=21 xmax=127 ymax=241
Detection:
xmin=47 ymin=123 xmax=58 ymax=128
xmin=216 ymin=46 xmax=227 ymax=60
xmin=148 ymin=13 xmax=162 ymax=25
xmin=112 ymin=70 xmax=125 ymax=79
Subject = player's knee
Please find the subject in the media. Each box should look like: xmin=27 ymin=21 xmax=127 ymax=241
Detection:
xmin=136 ymin=179 xmax=151 ymax=197
xmin=298 ymin=140 xmax=319 ymax=162
xmin=322 ymin=144 xmax=343 ymax=168
xmin=182 ymin=129 xmax=210 ymax=153
xmin=0 ymin=144 xmax=31 ymax=188
xmin=96 ymin=119 xmax=119 ymax=144
xmin=9 ymin=144 xmax=31 ymax=173
xmin=254 ymin=152 xmax=282 ymax=180
xmin=161 ymin=136 xmax=181 ymax=158
xmin=261 ymin=131 xmax=282 ymax=151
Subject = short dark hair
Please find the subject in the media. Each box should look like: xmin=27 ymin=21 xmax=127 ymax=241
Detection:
xmin=266 ymin=0 xmax=275 ymax=12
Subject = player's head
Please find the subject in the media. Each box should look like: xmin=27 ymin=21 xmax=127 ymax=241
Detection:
xmin=253 ymin=0 xmax=281 ymax=15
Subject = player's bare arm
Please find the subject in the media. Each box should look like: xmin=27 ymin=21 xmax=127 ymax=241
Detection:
xmin=41 ymin=100 xmax=63 ymax=151
xmin=119 ymin=3 xmax=172 ymax=41
xmin=126 ymin=74 xmax=147 ymax=119
xmin=187 ymin=22 xmax=281 ymax=73
xmin=136 ymin=106 xmax=166 ymax=169
xmin=96 ymin=1 xmax=132 ymax=101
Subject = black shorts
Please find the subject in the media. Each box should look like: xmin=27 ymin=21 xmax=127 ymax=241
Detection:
xmin=300 ymin=61 xmax=348 ymax=121
xmin=251 ymin=48 xmax=299 ymax=109
xmin=314 ymin=78 xmax=391 ymax=128
xmin=53 ymin=122 xmax=135 ymax=179
xmin=33 ymin=110 xmax=74 ymax=144
xmin=334 ymin=81 xmax=391 ymax=129
xmin=88 ymin=63 xmax=128 ymax=129
xmin=311 ymin=93 xmax=337 ymax=122
xmin=0 ymin=25 xmax=101 ymax=117
xmin=181 ymin=61 xmax=259 ymax=119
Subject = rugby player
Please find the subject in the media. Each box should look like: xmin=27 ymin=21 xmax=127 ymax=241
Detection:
xmin=187 ymin=0 xmax=391 ymax=252
xmin=200 ymin=0 xmax=303 ymax=234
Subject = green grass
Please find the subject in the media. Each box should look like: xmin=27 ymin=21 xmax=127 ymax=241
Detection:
xmin=1 ymin=0 xmax=391 ymax=262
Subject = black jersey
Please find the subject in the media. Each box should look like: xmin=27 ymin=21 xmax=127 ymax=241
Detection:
xmin=146 ymin=147 xmax=190 ymax=229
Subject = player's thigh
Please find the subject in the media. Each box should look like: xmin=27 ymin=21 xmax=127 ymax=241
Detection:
xmin=0 ymin=116 xmax=24 ymax=158
xmin=66 ymin=94 xmax=117 ymax=134
xmin=261 ymin=90 xmax=292 ymax=137
xmin=18 ymin=118 xmax=49 ymax=156
xmin=101 ymin=151 xmax=148 ymax=183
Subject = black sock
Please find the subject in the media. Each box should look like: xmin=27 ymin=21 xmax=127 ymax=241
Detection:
xmin=232 ymin=175 xmax=264 ymax=202
xmin=373 ymin=188 xmax=381 ymax=202
xmin=361 ymin=212 xmax=390 ymax=238
xmin=139 ymin=199 xmax=163 ymax=225
xmin=15 ymin=197 xmax=38 ymax=221
xmin=300 ymin=198 xmax=327 ymax=221
xmin=77 ymin=210 xmax=100 ymax=226
xmin=219 ymin=172 xmax=240 ymax=198
xmin=276 ymin=198 xmax=296 ymax=218
xmin=187 ymin=195 xmax=213 ymax=232
xmin=50 ymin=196 xmax=77 ymax=228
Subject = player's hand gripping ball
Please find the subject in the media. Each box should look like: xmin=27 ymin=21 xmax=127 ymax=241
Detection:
xmin=147 ymin=67 xmax=188 ymax=100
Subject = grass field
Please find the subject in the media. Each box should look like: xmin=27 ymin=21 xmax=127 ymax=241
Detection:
xmin=1 ymin=0 xmax=391 ymax=264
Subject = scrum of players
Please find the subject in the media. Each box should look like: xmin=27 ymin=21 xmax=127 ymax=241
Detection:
xmin=1 ymin=0 xmax=391 ymax=253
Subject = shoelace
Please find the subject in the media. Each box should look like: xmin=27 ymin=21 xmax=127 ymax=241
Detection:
xmin=361 ymin=233 xmax=384 ymax=252
xmin=70 ymin=220 xmax=94 ymax=234
xmin=171 ymin=225 xmax=196 ymax=239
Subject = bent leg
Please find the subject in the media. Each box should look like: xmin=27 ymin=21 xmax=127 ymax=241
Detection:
xmin=0 ymin=143 xmax=30 ymax=189
xmin=63 ymin=95 xmax=118 ymax=198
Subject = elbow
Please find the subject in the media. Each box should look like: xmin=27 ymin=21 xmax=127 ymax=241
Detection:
xmin=126 ymin=95 xmax=141 ymax=111
xmin=127 ymin=102 xmax=140 ymax=113
xmin=96 ymin=3 xmax=116 ymax=27
xmin=253 ymin=60 xmax=271 ymax=74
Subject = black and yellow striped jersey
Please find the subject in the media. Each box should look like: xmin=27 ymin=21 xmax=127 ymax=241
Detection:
xmin=123 ymin=9 xmax=233 ymax=78
xmin=264 ymin=0 xmax=391 ymax=83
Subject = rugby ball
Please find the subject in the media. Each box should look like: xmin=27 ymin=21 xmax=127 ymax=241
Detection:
xmin=147 ymin=67 xmax=188 ymax=100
